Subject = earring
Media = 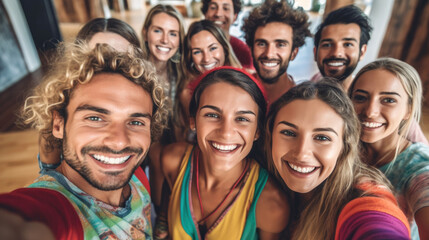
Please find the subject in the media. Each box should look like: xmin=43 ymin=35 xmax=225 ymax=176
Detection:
xmin=170 ymin=50 xmax=181 ymax=63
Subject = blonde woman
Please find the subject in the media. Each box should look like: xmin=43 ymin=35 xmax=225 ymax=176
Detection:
xmin=266 ymin=79 xmax=410 ymax=239
xmin=349 ymin=58 xmax=429 ymax=239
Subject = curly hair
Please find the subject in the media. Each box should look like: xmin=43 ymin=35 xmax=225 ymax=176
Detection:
xmin=21 ymin=42 xmax=168 ymax=149
xmin=314 ymin=5 xmax=372 ymax=50
xmin=201 ymin=0 xmax=242 ymax=15
xmin=242 ymin=0 xmax=311 ymax=51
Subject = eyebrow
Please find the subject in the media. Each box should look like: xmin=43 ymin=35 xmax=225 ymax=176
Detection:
xmin=354 ymin=89 xmax=402 ymax=97
xmin=277 ymin=121 xmax=338 ymax=136
xmin=200 ymin=105 xmax=256 ymax=116
xmin=255 ymin=39 xmax=290 ymax=44
xmin=321 ymin=37 xmax=358 ymax=43
xmin=76 ymin=104 xmax=152 ymax=118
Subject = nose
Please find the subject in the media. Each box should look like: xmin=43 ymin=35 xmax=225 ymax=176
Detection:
xmin=364 ymin=100 xmax=380 ymax=118
xmin=219 ymin=119 xmax=235 ymax=138
xmin=331 ymin=44 xmax=344 ymax=58
xmin=265 ymin=43 xmax=276 ymax=59
xmin=202 ymin=50 xmax=211 ymax=63
xmin=290 ymin=135 xmax=312 ymax=162
xmin=161 ymin=32 xmax=168 ymax=44
xmin=214 ymin=8 xmax=223 ymax=17
xmin=103 ymin=123 xmax=131 ymax=151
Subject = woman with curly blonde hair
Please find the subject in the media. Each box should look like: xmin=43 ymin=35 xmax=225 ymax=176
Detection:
xmin=0 ymin=43 xmax=168 ymax=239
xmin=265 ymin=79 xmax=410 ymax=239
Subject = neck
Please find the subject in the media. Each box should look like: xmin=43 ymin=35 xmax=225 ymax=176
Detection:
xmin=261 ymin=73 xmax=294 ymax=104
xmin=150 ymin=55 xmax=168 ymax=73
xmin=363 ymin=134 xmax=409 ymax=167
xmin=197 ymin=152 xmax=248 ymax=191
xmin=342 ymin=76 xmax=354 ymax=91
xmin=56 ymin=162 xmax=130 ymax=207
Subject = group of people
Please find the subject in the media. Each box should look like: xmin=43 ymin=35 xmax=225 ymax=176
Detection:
xmin=0 ymin=0 xmax=428 ymax=239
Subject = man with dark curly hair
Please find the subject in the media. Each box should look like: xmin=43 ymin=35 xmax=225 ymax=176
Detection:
xmin=242 ymin=0 xmax=311 ymax=104
xmin=201 ymin=0 xmax=254 ymax=70
xmin=311 ymin=5 xmax=372 ymax=90
xmin=0 ymin=43 xmax=167 ymax=239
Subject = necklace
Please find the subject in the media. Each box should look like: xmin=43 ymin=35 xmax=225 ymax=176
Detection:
xmin=195 ymin=148 xmax=249 ymax=225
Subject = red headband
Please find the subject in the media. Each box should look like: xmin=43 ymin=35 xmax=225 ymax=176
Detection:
xmin=189 ymin=66 xmax=268 ymax=103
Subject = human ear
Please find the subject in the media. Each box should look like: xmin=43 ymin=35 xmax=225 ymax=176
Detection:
xmin=189 ymin=117 xmax=196 ymax=131
xmin=290 ymin=48 xmax=299 ymax=61
xmin=254 ymin=130 xmax=260 ymax=141
xmin=52 ymin=111 xmax=64 ymax=139
xmin=359 ymin=44 xmax=368 ymax=61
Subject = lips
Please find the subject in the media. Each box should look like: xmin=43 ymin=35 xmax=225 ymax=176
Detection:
xmin=92 ymin=154 xmax=131 ymax=165
xmin=210 ymin=141 xmax=239 ymax=152
xmin=287 ymin=162 xmax=317 ymax=174
xmin=361 ymin=121 xmax=384 ymax=128
xmin=156 ymin=46 xmax=171 ymax=53
xmin=323 ymin=58 xmax=348 ymax=68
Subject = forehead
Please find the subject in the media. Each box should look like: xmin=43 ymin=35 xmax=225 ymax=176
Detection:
xmin=150 ymin=12 xmax=179 ymax=30
xmin=275 ymin=99 xmax=344 ymax=133
xmin=191 ymin=30 xmax=221 ymax=47
xmin=199 ymin=81 xmax=257 ymax=110
xmin=321 ymin=23 xmax=361 ymax=42
xmin=354 ymin=69 xmax=406 ymax=93
xmin=254 ymin=22 xmax=293 ymax=41
xmin=69 ymin=73 xmax=153 ymax=114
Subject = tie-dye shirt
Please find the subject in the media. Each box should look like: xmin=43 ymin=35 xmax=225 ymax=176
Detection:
xmin=379 ymin=142 xmax=429 ymax=240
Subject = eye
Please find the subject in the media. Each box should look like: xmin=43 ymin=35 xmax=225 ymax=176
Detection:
xmin=130 ymin=120 xmax=145 ymax=126
xmin=209 ymin=5 xmax=217 ymax=10
xmin=352 ymin=94 xmax=367 ymax=103
xmin=320 ymin=43 xmax=331 ymax=48
xmin=209 ymin=46 xmax=218 ymax=51
xmin=192 ymin=50 xmax=201 ymax=55
xmin=236 ymin=116 xmax=250 ymax=122
xmin=280 ymin=129 xmax=296 ymax=137
xmin=223 ymin=6 xmax=230 ymax=12
xmin=382 ymin=98 xmax=397 ymax=104
xmin=255 ymin=41 xmax=266 ymax=47
xmin=277 ymin=42 xmax=287 ymax=48
xmin=153 ymin=29 xmax=161 ymax=33
xmin=169 ymin=32 xmax=178 ymax=37
xmin=314 ymin=134 xmax=331 ymax=142
xmin=205 ymin=113 xmax=219 ymax=119
xmin=344 ymin=42 xmax=354 ymax=47
xmin=86 ymin=116 xmax=102 ymax=122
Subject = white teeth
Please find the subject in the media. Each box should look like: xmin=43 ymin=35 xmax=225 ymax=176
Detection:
xmin=362 ymin=122 xmax=383 ymax=128
xmin=327 ymin=62 xmax=344 ymax=67
xmin=93 ymin=154 xmax=130 ymax=164
xmin=262 ymin=62 xmax=278 ymax=67
xmin=157 ymin=46 xmax=170 ymax=52
xmin=203 ymin=63 xmax=216 ymax=70
xmin=211 ymin=142 xmax=238 ymax=151
xmin=214 ymin=21 xmax=223 ymax=25
xmin=288 ymin=162 xmax=316 ymax=173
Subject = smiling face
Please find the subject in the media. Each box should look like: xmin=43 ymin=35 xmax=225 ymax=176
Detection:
xmin=271 ymin=99 xmax=344 ymax=194
xmin=191 ymin=30 xmax=226 ymax=73
xmin=145 ymin=12 xmax=180 ymax=63
xmin=315 ymin=23 xmax=366 ymax=82
xmin=191 ymin=82 xmax=259 ymax=171
xmin=252 ymin=22 xmax=298 ymax=84
xmin=204 ymin=0 xmax=237 ymax=34
xmin=53 ymin=73 xmax=153 ymax=191
xmin=351 ymin=69 xmax=410 ymax=144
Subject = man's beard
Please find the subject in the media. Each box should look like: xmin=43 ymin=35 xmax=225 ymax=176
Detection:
xmin=253 ymin=57 xmax=290 ymax=84
xmin=62 ymin=132 xmax=145 ymax=191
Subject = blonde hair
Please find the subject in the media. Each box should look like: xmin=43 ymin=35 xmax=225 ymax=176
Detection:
xmin=21 ymin=42 xmax=168 ymax=149
xmin=265 ymin=79 xmax=390 ymax=239
xmin=349 ymin=57 xmax=422 ymax=167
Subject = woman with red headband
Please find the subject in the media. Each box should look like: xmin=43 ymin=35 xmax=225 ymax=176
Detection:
xmin=161 ymin=66 xmax=289 ymax=239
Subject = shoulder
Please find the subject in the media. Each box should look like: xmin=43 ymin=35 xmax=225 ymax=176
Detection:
xmin=0 ymin=188 xmax=83 ymax=239
xmin=161 ymin=142 xmax=191 ymax=187
xmin=256 ymin=176 xmax=290 ymax=234
xmin=336 ymin=184 xmax=410 ymax=239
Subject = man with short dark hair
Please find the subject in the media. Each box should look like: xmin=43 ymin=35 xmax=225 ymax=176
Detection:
xmin=242 ymin=0 xmax=311 ymax=104
xmin=312 ymin=5 xmax=372 ymax=90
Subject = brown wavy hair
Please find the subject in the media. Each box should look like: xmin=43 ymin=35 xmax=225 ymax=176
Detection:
xmin=242 ymin=0 xmax=311 ymax=51
xmin=21 ymin=42 xmax=168 ymax=150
